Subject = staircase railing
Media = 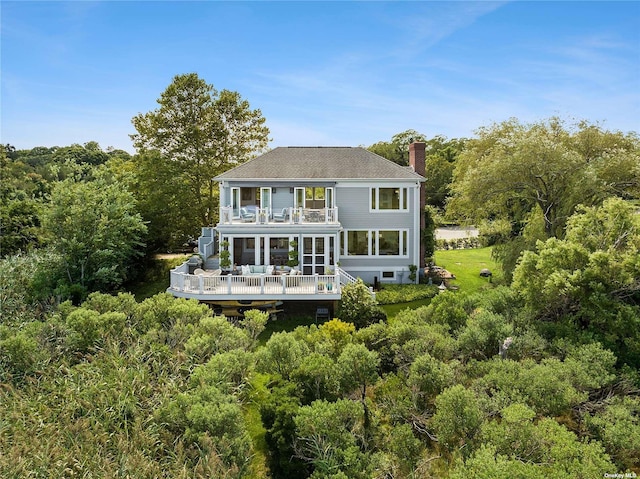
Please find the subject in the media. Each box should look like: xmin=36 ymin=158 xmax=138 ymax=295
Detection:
xmin=336 ymin=267 xmax=376 ymax=298
xmin=336 ymin=267 xmax=357 ymax=286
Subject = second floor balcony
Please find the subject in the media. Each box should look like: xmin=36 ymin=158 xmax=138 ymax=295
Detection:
xmin=219 ymin=206 xmax=339 ymax=226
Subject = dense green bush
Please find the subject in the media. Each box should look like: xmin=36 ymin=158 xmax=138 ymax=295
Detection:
xmin=338 ymin=279 xmax=387 ymax=328
xmin=375 ymin=284 xmax=438 ymax=304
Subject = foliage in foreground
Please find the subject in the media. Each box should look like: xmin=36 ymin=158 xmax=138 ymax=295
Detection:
xmin=1 ymin=283 xmax=637 ymax=477
xmin=1 ymin=198 xmax=639 ymax=478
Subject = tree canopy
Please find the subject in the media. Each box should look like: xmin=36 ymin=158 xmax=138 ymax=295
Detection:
xmin=513 ymin=197 xmax=640 ymax=366
xmin=130 ymin=73 xmax=270 ymax=247
xmin=42 ymin=173 xmax=147 ymax=296
xmin=450 ymin=117 xmax=639 ymax=238
xmin=449 ymin=117 xmax=640 ymax=278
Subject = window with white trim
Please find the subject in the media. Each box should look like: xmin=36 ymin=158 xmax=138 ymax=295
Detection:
xmin=343 ymin=229 xmax=408 ymax=257
xmin=371 ymin=187 xmax=408 ymax=211
xmin=347 ymin=230 xmax=369 ymax=256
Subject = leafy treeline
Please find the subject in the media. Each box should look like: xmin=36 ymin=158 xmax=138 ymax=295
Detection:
xmin=1 ymin=200 xmax=639 ymax=477
xmin=449 ymin=117 xmax=640 ymax=279
xmin=368 ymin=118 xmax=640 ymax=281
xmin=1 ymin=73 xmax=270 ymax=301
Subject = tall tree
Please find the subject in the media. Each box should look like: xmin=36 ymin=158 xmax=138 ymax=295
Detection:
xmin=451 ymin=118 xmax=639 ymax=237
xmin=42 ymin=173 xmax=147 ymax=296
xmin=423 ymin=135 xmax=467 ymax=209
xmin=449 ymin=117 xmax=640 ymax=278
xmin=131 ymin=73 xmax=270 ymax=246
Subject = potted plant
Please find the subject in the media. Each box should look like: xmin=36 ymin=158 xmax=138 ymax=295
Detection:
xmin=408 ymin=264 xmax=418 ymax=282
xmin=219 ymin=240 xmax=231 ymax=273
xmin=287 ymin=240 xmax=299 ymax=270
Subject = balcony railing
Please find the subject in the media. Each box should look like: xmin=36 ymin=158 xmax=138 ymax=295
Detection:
xmin=219 ymin=206 xmax=338 ymax=225
xmin=169 ymin=263 xmax=341 ymax=298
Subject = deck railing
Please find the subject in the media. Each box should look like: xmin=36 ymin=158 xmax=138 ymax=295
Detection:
xmin=170 ymin=268 xmax=341 ymax=297
xmin=218 ymin=206 xmax=338 ymax=225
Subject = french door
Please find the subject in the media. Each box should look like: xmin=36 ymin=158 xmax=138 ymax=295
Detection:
xmin=302 ymin=235 xmax=334 ymax=275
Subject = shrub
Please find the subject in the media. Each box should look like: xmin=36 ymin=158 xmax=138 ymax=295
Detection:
xmin=338 ymin=279 xmax=387 ymax=328
xmin=0 ymin=329 xmax=47 ymax=378
xmin=432 ymin=385 xmax=484 ymax=455
xmin=65 ymin=307 xmax=126 ymax=353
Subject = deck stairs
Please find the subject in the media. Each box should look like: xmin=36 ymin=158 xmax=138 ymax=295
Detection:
xmin=336 ymin=267 xmax=375 ymax=298
xmin=204 ymin=256 xmax=220 ymax=270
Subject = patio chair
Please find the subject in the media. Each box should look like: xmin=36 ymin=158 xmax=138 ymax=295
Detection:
xmin=239 ymin=207 xmax=256 ymax=222
xmin=315 ymin=307 xmax=330 ymax=322
xmin=272 ymin=207 xmax=289 ymax=222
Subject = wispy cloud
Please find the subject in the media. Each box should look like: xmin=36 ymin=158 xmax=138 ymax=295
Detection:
xmin=384 ymin=1 xmax=508 ymax=61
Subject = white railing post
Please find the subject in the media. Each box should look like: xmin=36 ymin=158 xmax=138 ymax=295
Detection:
xmin=227 ymin=274 xmax=232 ymax=294
xmin=199 ymin=275 xmax=204 ymax=294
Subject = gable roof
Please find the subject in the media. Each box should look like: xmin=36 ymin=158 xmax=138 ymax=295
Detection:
xmin=215 ymin=147 xmax=424 ymax=181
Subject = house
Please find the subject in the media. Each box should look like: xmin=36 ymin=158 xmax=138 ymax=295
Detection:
xmin=168 ymin=142 xmax=427 ymax=304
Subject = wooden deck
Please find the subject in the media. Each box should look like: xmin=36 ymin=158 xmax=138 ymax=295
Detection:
xmin=168 ymin=263 xmax=341 ymax=301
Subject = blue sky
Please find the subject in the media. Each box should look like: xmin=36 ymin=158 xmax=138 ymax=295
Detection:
xmin=2 ymin=1 xmax=639 ymax=153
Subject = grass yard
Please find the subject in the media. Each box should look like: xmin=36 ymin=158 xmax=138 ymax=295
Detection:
xmin=434 ymin=246 xmax=502 ymax=294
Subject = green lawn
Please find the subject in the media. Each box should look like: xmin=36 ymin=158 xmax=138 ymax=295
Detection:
xmin=434 ymin=246 xmax=501 ymax=294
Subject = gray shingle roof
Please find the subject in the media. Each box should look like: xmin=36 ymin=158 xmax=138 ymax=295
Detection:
xmin=215 ymin=147 xmax=424 ymax=181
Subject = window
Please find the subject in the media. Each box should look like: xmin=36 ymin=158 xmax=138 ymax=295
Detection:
xmin=344 ymin=229 xmax=408 ymax=256
xmin=306 ymin=187 xmax=324 ymax=200
xmin=371 ymin=187 xmax=408 ymax=211
xmin=382 ymin=271 xmax=395 ymax=279
xmin=378 ymin=231 xmax=400 ymax=255
xmin=347 ymin=231 xmax=369 ymax=255
xmin=379 ymin=188 xmax=400 ymax=209
xmin=241 ymin=188 xmax=253 ymax=201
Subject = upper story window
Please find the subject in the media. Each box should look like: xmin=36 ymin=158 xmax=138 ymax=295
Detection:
xmin=371 ymin=187 xmax=408 ymax=211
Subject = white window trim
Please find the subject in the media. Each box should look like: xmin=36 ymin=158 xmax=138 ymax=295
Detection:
xmin=369 ymin=186 xmax=409 ymax=212
xmin=343 ymin=229 xmax=409 ymax=257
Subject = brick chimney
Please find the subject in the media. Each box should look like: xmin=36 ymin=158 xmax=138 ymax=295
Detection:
xmin=409 ymin=142 xmax=426 ymax=269
xmin=409 ymin=141 xmax=426 ymax=176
